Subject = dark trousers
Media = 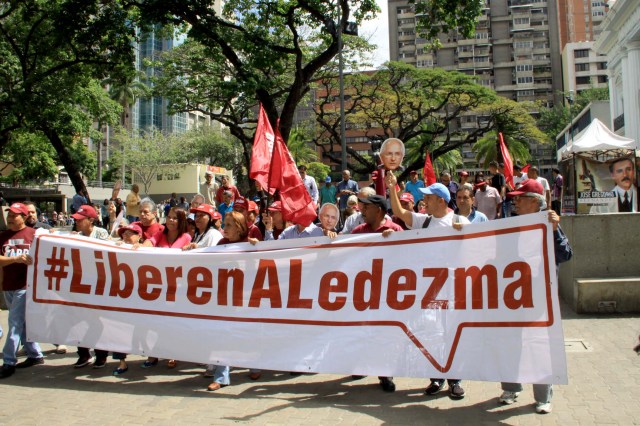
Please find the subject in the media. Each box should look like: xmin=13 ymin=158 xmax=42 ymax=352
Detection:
xmin=78 ymin=347 xmax=108 ymax=360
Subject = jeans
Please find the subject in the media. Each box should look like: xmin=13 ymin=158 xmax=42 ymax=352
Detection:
xmin=207 ymin=364 xmax=230 ymax=385
xmin=2 ymin=290 xmax=43 ymax=366
xmin=501 ymin=382 xmax=553 ymax=404
xmin=126 ymin=215 xmax=139 ymax=224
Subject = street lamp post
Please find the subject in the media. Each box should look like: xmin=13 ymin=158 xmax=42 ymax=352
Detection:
xmin=338 ymin=20 xmax=358 ymax=172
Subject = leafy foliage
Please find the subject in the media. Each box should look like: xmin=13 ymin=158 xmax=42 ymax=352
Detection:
xmin=411 ymin=0 xmax=484 ymax=47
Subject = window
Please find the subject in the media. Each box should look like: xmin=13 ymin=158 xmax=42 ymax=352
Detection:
xmin=514 ymin=18 xmax=530 ymax=25
xmin=576 ymin=76 xmax=591 ymax=85
xmin=518 ymin=90 xmax=534 ymax=96
xmin=516 ymin=64 xmax=533 ymax=72
xmin=597 ymin=62 xmax=607 ymax=70
xmin=157 ymin=174 xmax=163 ymax=181
xmin=517 ymin=76 xmax=534 ymax=84
xmin=514 ymin=41 xmax=533 ymax=49
xmin=575 ymin=63 xmax=589 ymax=72
xmin=574 ymin=49 xmax=589 ymax=58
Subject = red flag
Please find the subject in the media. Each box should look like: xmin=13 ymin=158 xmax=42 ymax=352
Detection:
xmin=250 ymin=104 xmax=275 ymax=193
xmin=423 ymin=150 xmax=437 ymax=186
xmin=498 ymin=132 xmax=514 ymax=189
xmin=521 ymin=164 xmax=531 ymax=174
xmin=268 ymin=124 xmax=317 ymax=227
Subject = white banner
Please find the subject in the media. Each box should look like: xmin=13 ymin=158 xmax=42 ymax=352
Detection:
xmin=27 ymin=212 xmax=567 ymax=384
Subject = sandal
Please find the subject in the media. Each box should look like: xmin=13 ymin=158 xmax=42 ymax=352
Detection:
xmin=207 ymin=382 xmax=227 ymax=392
xmin=167 ymin=359 xmax=177 ymax=369
xmin=141 ymin=358 xmax=158 ymax=368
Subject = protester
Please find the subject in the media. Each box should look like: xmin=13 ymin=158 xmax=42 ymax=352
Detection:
xmin=131 ymin=198 xmax=164 ymax=242
xmin=70 ymin=205 xmax=110 ymax=368
xmin=527 ymin=166 xmax=551 ymax=208
xmin=233 ymin=197 xmax=263 ymax=240
xmin=201 ymin=171 xmax=219 ymax=206
xmin=215 ymin=175 xmax=241 ymax=205
xmin=298 ymin=165 xmax=319 ymax=205
xmin=125 ymin=184 xmax=141 ymax=223
xmin=499 ymin=179 xmax=572 ymax=414
xmin=183 ymin=204 xmax=223 ymax=250
xmin=404 ymin=170 xmax=425 ymax=205
xmin=392 ymin=193 xmax=414 ymax=230
xmin=350 ymin=194 xmax=403 ymax=393
xmin=218 ymin=191 xmax=234 ymax=227
xmin=319 ymin=176 xmax=337 ymax=206
xmin=458 ymin=170 xmax=470 ymax=186
xmin=385 ymin=173 xmax=469 ymax=400
xmin=440 ymin=172 xmax=458 ymax=210
xmin=473 ymin=181 xmax=501 ymax=220
xmin=336 ymin=170 xmax=359 ymax=221
xmin=455 ymin=184 xmax=488 ymax=223
xmin=551 ymin=168 xmax=563 ymax=215
xmin=0 ymin=203 xmax=44 ymax=379
xmin=340 ymin=187 xmax=377 ymax=234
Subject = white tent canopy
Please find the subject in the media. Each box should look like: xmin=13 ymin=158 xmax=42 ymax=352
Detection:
xmin=559 ymin=118 xmax=637 ymax=160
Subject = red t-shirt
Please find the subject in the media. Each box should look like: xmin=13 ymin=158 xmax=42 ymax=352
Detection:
xmin=248 ymin=224 xmax=263 ymax=241
xmin=0 ymin=226 xmax=36 ymax=291
xmin=148 ymin=231 xmax=192 ymax=248
xmin=133 ymin=221 xmax=164 ymax=242
xmin=351 ymin=218 xmax=403 ymax=234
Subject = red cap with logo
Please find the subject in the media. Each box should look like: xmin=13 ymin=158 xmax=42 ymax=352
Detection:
xmin=5 ymin=203 xmax=29 ymax=216
xmin=72 ymin=205 xmax=98 ymax=220
xmin=507 ymin=179 xmax=544 ymax=197
xmin=190 ymin=203 xmax=217 ymax=219
xmin=248 ymin=201 xmax=259 ymax=214
xmin=267 ymin=201 xmax=282 ymax=212
xmin=117 ymin=223 xmax=143 ymax=238
xmin=233 ymin=197 xmax=248 ymax=211
xmin=399 ymin=193 xmax=414 ymax=203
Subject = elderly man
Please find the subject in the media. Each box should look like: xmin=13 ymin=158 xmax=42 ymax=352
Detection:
xmin=337 ymin=170 xmax=359 ymax=218
xmin=131 ymin=198 xmax=164 ymax=242
xmin=200 ymin=171 xmax=219 ymax=206
xmin=385 ymin=172 xmax=469 ymax=400
xmin=340 ymin=187 xmax=379 ymax=234
xmin=0 ymin=203 xmax=44 ymax=379
xmin=379 ymin=138 xmax=405 ymax=172
xmin=455 ymin=184 xmax=488 ymax=223
xmin=319 ymin=203 xmax=340 ymax=232
xmin=527 ymin=167 xmax=551 ymax=208
xmin=474 ymin=181 xmax=501 ymax=220
xmin=499 ymin=179 xmax=572 ymax=414
xmin=298 ymin=165 xmax=319 ymax=205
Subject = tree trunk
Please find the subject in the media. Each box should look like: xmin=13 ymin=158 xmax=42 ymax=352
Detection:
xmin=42 ymin=126 xmax=92 ymax=205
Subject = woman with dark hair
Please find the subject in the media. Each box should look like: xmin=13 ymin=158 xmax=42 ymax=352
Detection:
xmin=204 ymin=210 xmax=249 ymax=391
xmin=182 ymin=204 xmax=223 ymax=250
xmin=138 ymin=207 xmax=192 ymax=369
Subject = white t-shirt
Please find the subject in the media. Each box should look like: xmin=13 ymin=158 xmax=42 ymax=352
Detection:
xmin=409 ymin=210 xmax=470 ymax=229
xmin=513 ymin=173 xmax=528 ymax=188
xmin=536 ymin=177 xmax=551 ymax=192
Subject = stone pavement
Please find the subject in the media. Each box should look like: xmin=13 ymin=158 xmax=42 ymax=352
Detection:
xmin=0 ymin=301 xmax=638 ymax=425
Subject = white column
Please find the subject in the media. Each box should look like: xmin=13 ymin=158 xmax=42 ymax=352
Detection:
xmin=624 ymin=41 xmax=640 ymax=143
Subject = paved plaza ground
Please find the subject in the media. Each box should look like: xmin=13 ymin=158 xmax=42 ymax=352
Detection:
xmin=1 ymin=301 xmax=638 ymax=425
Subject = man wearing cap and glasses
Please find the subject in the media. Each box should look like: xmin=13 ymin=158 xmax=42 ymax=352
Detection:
xmin=0 ymin=203 xmax=45 ymax=378
xmin=498 ymin=179 xmax=572 ymax=414
xmin=385 ymin=173 xmax=469 ymax=400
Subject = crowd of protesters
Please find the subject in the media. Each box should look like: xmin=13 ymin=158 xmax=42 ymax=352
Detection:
xmin=0 ymin=160 xmax=571 ymax=415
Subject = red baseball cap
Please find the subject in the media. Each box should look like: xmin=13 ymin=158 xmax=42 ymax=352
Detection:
xmin=5 ymin=203 xmax=28 ymax=216
xmin=211 ymin=211 xmax=222 ymax=220
xmin=72 ymin=205 xmax=98 ymax=220
xmin=508 ymin=179 xmax=544 ymax=197
xmin=117 ymin=223 xmax=143 ymax=238
xmin=474 ymin=181 xmax=487 ymax=190
xmin=248 ymin=201 xmax=259 ymax=214
xmin=267 ymin=201 xmax=282 ymax=212
xmin=190 ymin=203 xmax=216 ymax=219
xmin=399 ymin=193 xmax=414 ymax=203
xmin=233 ymin=197 xmax=248 ymax=211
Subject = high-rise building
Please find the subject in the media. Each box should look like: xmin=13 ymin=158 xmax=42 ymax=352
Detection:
xmin=388 ymin=0 xmax=563 ymax=175
xmin=557 ymin=0 xmax=610 ymax=50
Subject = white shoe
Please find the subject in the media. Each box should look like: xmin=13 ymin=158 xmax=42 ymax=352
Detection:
xmin=535 ymin=402 xmax=552 ymax=414
xmin=499 ymin=391 xmax=520 ymax=405
xmin=55 ymin=345 xmax=68 ymax=354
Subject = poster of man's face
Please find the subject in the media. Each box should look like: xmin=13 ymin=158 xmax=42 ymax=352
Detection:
xmin=319 ymin=203 xmax=339 ymax=231
xmin=379 ymin=138 xmax=405 ymax=171
xmin=609 ymin=157 xmax=635 ymax=191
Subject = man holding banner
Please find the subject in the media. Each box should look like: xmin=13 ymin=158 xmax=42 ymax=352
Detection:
xmin=501 ymin=179 xmax=572 ymax=414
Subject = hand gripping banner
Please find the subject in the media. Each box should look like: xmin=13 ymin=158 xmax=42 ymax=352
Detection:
xmin=27 ymin=212 xmax=567 ymax=384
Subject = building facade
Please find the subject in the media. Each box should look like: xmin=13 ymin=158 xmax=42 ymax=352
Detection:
xmin=594 ymin=0 xmax=640 ymax=143
xmin=561 ymin=41 xmax=609 ymax=96
xmin=557 ymin=0 xmax=610 ymax=50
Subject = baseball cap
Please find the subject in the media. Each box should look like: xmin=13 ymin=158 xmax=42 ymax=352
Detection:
xmin=190 ymin=203 xmax=217 ymax=219
xmin=507 ymin=179 xmax=544 ymax=197
xmin=248 ymin=201 xmax=259 ymax=214
xmin=267 ymin=201 xmax=282 ymax=212
xmin=409 ymin=170 xmax=418 ymax=175
xmin=117 ymin=223 xmax=143 ymax=238
xmin=72 ymin=205 xmax=98 ymax=220
xmin=419 ymin=183 xmax=451 ymax=203
xmin=5 ymin=202 xmax=28 ymax=216
xmin=325 ymin=176 xmax=332 ymax=183
xmin=233 ymin=197 xmax=248 ymax=211
xmin=399 ymin=193 xmax=414 ymax=203
xmin=357 ymin=195 xmax=388 ymax=210
xmin=211 ymin=211 xmax=222 ymax=221
xmin=474 ymin=181 xmax=487 ymax=190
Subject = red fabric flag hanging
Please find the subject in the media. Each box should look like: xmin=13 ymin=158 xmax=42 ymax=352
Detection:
xmin=268 ymin=123 xmax=317 ymax=227
xmin=521 ymin=164 xmax=531 ymax=174
xmin=249 ymin=104 xmax=275 ymax=194
xmin=423 ymin=150 xmax=437 ymax=186
xmin=498 ymin=132 xmax=514 ymax=189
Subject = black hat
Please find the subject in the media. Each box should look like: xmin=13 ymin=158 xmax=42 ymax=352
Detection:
xmin=357 ymin=195 xmax=388 ymax=210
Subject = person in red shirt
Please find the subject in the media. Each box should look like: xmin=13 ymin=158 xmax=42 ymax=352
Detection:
xmin=0 ymin=203 xmax=43 ymax=379
xmin=351 ymin=195 xmax=402 ymax=392
xmin=131 ymin=198 xmax=164 ymax=242
xmin=215 ymin=175 xmax=241 ymax=205
xmin=232 ymin=197 xmax=263 ymax=241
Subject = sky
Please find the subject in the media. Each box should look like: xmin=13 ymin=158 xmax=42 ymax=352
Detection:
xmin=358 ymin=0 xmax=390 ymax=67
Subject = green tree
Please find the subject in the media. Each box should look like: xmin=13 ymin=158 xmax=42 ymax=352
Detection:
xmin=0 ymin=131 xmax=59 ymax=185
xmin=0 ymin=0 xmax=137 ymax=199
xmin=103 ymin=69 xmax=150 ymax=130
xmin=305 ymin=162 xmax=331 ymax=185
xmin=287 ymin=128 xmax=319 ymax=165
xmin=412 ymin=0 xmax=484 ymax=46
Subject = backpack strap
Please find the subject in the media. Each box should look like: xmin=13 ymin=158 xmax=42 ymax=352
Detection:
xmin=421 ymin=215 xmax=432 ymax=229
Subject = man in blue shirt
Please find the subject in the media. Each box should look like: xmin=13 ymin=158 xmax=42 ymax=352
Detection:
xmin=454 ymin=184 xmax=488 ymax=223
xmin=404 ymin=170 xmax=425 ymax=204
xmin=336 ymin=170 xmax=359 ymax=219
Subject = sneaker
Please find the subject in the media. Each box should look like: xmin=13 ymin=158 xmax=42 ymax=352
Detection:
xmin=425 ymin=380 xmax=444 ymax=395
xmin=449 ymin=383 xmax=465 ymax=400
xmin=92 ymin=358 xmax=107 ymax=369
xmin=73 ymin=356 xmax=93 ymax=368
xmin=55 ymin=345 xmax=68 ymax=354
xmin=15 ymin=357 xmax=44 ymax=369
xmin=0 ymin=365 xmax=16 ymax=379
xmin=141 ymin=359 xmax=158 ymax=369
xmin=499 ymin=391 xmax=520 ymax=405
xmin=379 ymin=377 xmax=396 ymax=393
xmin=535 ymin=402 xmax=552 ymax=414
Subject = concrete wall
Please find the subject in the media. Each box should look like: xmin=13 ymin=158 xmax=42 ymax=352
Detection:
xmin=558 ymin=213 xmax=640 ymax=313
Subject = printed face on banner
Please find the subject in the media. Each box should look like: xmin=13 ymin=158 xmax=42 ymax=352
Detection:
xmin=379 ymin=138 xmax=405 ymax=171
xmin=573 ymin=155 xmax=639 ymax=214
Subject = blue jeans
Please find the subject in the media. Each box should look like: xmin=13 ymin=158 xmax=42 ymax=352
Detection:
xmin=2 ymin=290 xmax=43 ymax=366
xmin=207 ymin=364 xmax=230 ymax=385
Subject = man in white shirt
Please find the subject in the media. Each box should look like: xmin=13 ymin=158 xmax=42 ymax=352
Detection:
xmin=513 ymin=164 xmax=528 ymax=188
xmin=527 ymin=167 xmax=551 ymax=208
xmin=385 ymin=173 xmax=469 ymax=400
xmin=474 ymin=182 xmax=501 ymax=220
xmin=298 ymin=165 xmax=319 ymax=205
